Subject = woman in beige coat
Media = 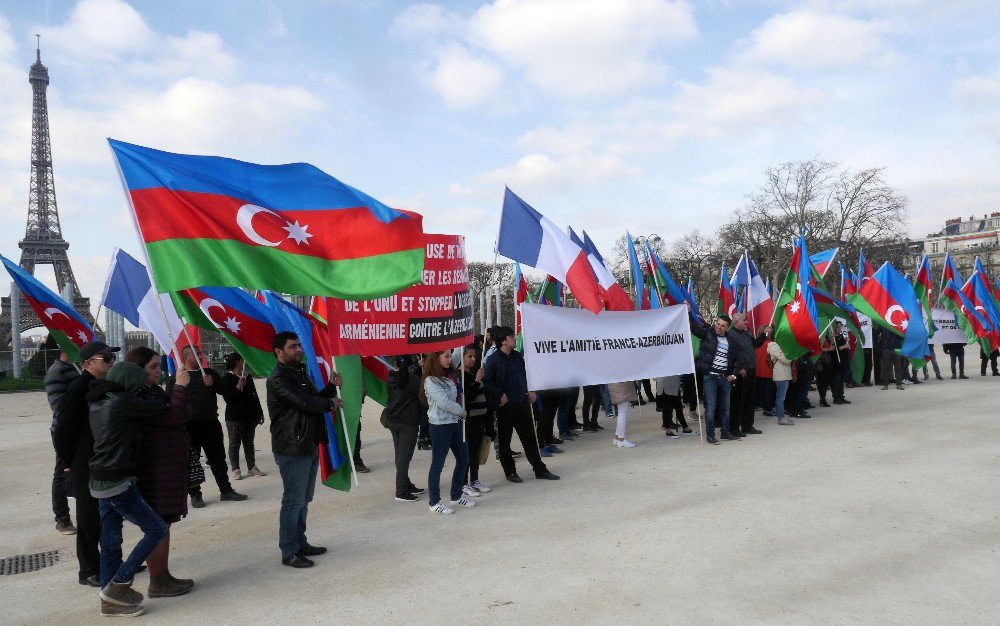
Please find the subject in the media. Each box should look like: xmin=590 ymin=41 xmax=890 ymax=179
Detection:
xmin=607 ymin=381 xmax=638 ymax=447
xmin=767 ymin=342 xmax=795 ymax=426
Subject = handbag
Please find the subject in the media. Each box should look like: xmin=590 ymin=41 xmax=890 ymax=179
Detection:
xmin=187 ymin=447 xmax=206 ymax=487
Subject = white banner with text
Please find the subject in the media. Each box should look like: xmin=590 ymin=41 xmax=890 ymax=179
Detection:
xmin=521 ymin=303 xmax=695 ymax=390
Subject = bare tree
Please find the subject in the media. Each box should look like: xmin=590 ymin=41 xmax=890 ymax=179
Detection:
xmin=467 ymin=261 xmax=516 ymax=333
xmin=666 ymin=229 xmax=720 ymax=312
xmin=609 ymin=233 xmax=669 ymax=286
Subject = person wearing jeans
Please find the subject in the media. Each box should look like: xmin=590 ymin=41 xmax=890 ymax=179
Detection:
xmin=768 ymin=341 xmax=794 ymax=425
xmin=267 ymin=331 xmax=343 ymax=569
xmin=943 ymin=343 xmax=967 ymax=379
xmin=421 ymin=350 xmax=472 ymax=515
xmin=88 ymin=361 xmax=172 ymax=617
xmin=692 ymin=315 xmax=738 ymax=444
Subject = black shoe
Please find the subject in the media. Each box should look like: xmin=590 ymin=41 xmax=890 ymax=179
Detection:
xmin=407 ymin=484 xmax=425 ymax=495
xmin=300 ymin=544 xmax=327 ymax=556
xmin=593 ymin=423 xmax=604 ymax=430
xmin=79 ymin=574 xmax=101 ymax=587
xmin=832 ymin=399 xmax=845 ymax=405
xmin=220 ymin=490 xmax=248 ymax=501
xmin=722 ymin=433 xmax=740 ymax=441
xmin=551 ymin=437 xmax=564 ymax=445
xmin=952 ymin=374 xmax=957 ymax=379
xmin=796 ymin=412 xmax=812 ymax=418
xmin=582 ymin=424 xmax=599 ymax=432
xmin=841 ymin=399 xmax=851 ymax=404
xmin=354 ymin=462 xmax=371 ymax=473
xmin=960 ymin=375 xmax=969 ymax=379
xmin=281 ymin=554 xmax=314 ymax=569
xmin=820 ymin=400 xmax=830 ymax=407
xmin=745 ymin=427 xmax=763 ymax=434
xmin=706 ymin=436 xmax=720 ymax=445
xmin=511 ymin=450 xmax=522 ymax=458
xmin=395 ymin=492 xmax=419 ymax=502
xmin=912 ymin=378 xmax=922 ymax=384
xmin=190 ymin=494 xmax=205 ymax=508
xmin=535 ymin=470 xmax=560 ymax=480
xmin=570 ymin=421 xmax=583 ymax=429
xmin=506 ymin=473 xmax=523 ymax=483
xmin=417 ymin=439 xmax=432 ymax=450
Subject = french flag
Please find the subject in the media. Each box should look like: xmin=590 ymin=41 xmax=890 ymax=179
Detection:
xmin=100 ymin=249 xmax=185 ymax=356
xmin=569 ymin=228 xmax=633 ymax=311
xmin=497 ymin=188 xmax=604 ymax=314
xmin=731 ymin=253 xmax=773 ymax=332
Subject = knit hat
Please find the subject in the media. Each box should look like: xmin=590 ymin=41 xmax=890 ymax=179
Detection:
xmin=106 ymin=362 xmax=148 ymax=394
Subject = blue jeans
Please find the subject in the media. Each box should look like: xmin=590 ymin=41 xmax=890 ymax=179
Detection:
xmin=98 ymin=483 xmax=168 ymax=587
xmin=774 ymin=380 xmax=789 ymax=418
xmin=701 ymin=374 xmax=732 ymax=437
xmin=274 ymin=450 xmax=319 ymax=559
xmin=601 ymin=384 xmax=613 ymax=416
xmin=428 ymin=422 xmax=469 ymax=506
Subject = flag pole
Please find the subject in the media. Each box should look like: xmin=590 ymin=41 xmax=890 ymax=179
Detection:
xmin=693 ymin=372 xmax=705 ymax=447
xmin=461 ymin=349 xmax=467 ymax=444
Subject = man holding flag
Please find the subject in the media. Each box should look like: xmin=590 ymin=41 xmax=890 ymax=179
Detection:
xmin=267 ymin=331 xmax=343 ymax=569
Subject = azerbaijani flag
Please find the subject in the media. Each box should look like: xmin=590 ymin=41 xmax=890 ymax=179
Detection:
xmin=773 ymin=231 xmax=822 ymax=359
xmin=858 ymin=250 xmax=875 ymax=286
xmin=171 ymin=286 xmax=281 ymax=377
xmin=913 ymin=255 xmax=936 ymax=336
xmin=941 ymin=280 xmax=992 ymax=349
xmin=646 ymin=241 xmax=705 ymax=324
xmin=109 ymin=139 xmax=425 ymax=300
xmin=716 ymin=262 xmax=736 ymax=318
xmin=851 ymin=262 xmax=929 ymax=361
xmin=2 ymin=254 xmax=94 ymax=361
xmin=626 ymin=232 xmax=648 ymax=310
xmin=940 ymin=252 xmax=961 ymax=295
xmin=809 ymin=248 xmax=839 ymax=278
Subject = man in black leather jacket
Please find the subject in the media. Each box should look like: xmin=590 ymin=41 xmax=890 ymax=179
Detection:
xmin=267 ymin=331 xmax=342 ymax=569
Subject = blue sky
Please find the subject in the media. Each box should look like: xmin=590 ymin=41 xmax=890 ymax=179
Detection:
xmin=0 ymin=0 xmax=998 ymax=319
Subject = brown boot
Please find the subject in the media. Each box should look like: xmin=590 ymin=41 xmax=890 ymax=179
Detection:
xmin=164 ymin=570 xmax=194 ymax=591
xmin=100 ymin=599 xmax=145 ymax=617
xmin=148 ymin=573 xmax=192 ymax=598
xmin=100 ymin=581 xmax=144 ymax=606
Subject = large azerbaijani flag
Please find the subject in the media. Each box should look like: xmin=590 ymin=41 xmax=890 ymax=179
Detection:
xmin=108 ymin=140 xmax=425 ymax=300
xmin=2 ymin=254 xmax=94 ymax=361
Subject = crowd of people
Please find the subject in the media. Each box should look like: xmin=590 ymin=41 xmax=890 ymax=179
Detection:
xmin=40 ymin=313 xmax=979 ymax=617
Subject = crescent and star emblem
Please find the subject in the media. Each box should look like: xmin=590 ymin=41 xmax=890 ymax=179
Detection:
xmin=885 ymin=305 xmax=908 ymax=330
xmin=44 ymin=307 xmax=69 ymax=320
xmin=236 ymin=204 xmax=313 ymax=247
xmin=316 ymin=357 xmax=332 ymax=382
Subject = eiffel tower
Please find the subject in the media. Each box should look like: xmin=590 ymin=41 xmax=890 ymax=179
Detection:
xmin=2 ymin=39 xmax=94 ymax=347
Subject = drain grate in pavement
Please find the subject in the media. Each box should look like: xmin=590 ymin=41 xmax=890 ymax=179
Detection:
xmin=0 ymin=550 xmax=60 ymax=575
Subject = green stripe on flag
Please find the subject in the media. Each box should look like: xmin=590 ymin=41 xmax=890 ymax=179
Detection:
xmin=323 ymin=355 xmax=363 ymax=492
xmin=148 ymin=239 xmax=424 ymax=301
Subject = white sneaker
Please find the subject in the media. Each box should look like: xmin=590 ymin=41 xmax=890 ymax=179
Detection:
xmin=614 ymin=438 xmax=637 ymax=448
xmin=901 ymin=379 xmax=912 ymax=385
xmin=429 ymin=502 xmax=453 ymax=515
xmin=450 ymin=495 xmax=476 ymax=508
xmin=471 ymin=480 xmax=491 ymax=493
xmin=462 ymin=485 xmax=481 ymax=498
xmin=230 ymin=469 xmax=242 ymax=481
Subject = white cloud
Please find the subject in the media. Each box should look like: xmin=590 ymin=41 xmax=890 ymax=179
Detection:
xmin=390 ymin=4 xmax=462 ymax=41
xmin=468 ymin=0 xmax=697 ymax=97
xmin=953 ymin=76 xmax=1000 ymax=106
xmin=740 ymin=10 xmax=894 ymax=69
xmin=37 ymin=0 xmax=156 ymax=61
xmin=420 ymin=42 xmax=504 ymax=109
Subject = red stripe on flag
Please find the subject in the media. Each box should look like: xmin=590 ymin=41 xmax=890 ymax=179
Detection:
xmin=131 ymin=188 xmax=423 ymax=260
xmin=565 ymin=252 xmax=604 ymax=314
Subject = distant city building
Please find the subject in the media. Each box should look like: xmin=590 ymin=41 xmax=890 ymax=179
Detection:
xmin=915 ymin=213 xmax=1000 ymax=280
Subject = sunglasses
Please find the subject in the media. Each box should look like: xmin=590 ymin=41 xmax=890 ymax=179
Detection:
xmin=94 ymin=353 xmax=117 ymax=364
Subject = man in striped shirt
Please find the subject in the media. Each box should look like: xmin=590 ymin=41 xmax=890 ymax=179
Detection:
xmin=692 ymin=316 xmax=738 ymax=445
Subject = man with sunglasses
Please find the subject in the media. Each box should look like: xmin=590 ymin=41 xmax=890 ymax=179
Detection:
xmin=53 ymin=341 xmax=120 ymax=587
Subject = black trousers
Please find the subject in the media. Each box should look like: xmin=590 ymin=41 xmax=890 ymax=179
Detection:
xmin=757 ymin=378 xmax=775 ymax=411
xmin=388 ymin=422 xmax=418 ymax=497
xmin=75 ymin=490 xmax=100 ymax=579
xmin=862 ymin=348 xmax=873 ymax=385
xmin=534 ymin=396 xmax=558 ymax=448
xmin=659 ymin=394 xmax=687 ymax=428
xmin=465 ymin=416 xmax=485 ymax=483
xmin=51 ymin=437 xmax=70 ymax=522
xmin=354 ymin=418 xmax=364 ymax=463
xmin=635 ymin=379 xmax=654 ymax=402
xmin=496 ymin=402 xmax=547 ymax=477
xmin=730 ymin=371 xmax=757 ymax=432
xmin=816 ymin=366 xmax=831 ymax=401
xmin=186 ymin=419 xmax=232 ymax=496
xmin=950 ymin=352 xmax=965 ymax=376
xmin=581 ymin=385 xmax=601 ymax=425
xmin=981 ymin=350 xmax=999 ymax=375
xmin=681 ymin=374 xmax=700 ymax=412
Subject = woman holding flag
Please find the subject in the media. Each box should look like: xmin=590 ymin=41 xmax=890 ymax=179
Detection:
xmin=221 ymin=353 xmax=266 ymax=481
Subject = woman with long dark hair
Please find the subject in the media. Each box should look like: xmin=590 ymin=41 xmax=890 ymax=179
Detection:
xmin=420 ymin=350 xmax=472 ymax=515
xmin=221 ymin=353 xmax=266 ymax=481
xmin=385 ymin=354 xmax=423 ymax=502
xmin=462 ymin=345 xmax=493 ymax=497
xmin=123 ymin=346 xmax=194 ymax=598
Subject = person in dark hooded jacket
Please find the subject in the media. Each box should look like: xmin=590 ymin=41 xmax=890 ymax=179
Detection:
xmin=87 ymin=362 xmax=173 ymax=617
